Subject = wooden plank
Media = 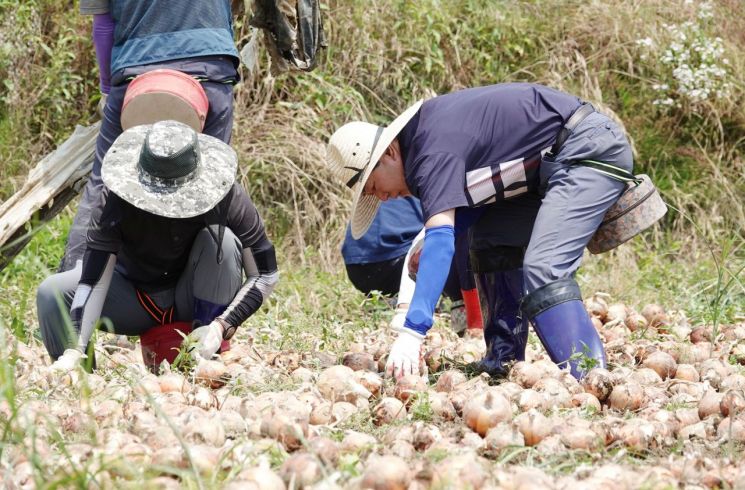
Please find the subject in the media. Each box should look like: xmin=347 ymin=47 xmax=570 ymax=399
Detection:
xmin=0 ymin=123 xmax=100 ymax=271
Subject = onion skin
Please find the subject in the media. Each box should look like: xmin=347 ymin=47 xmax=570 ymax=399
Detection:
xmin=514 ymin=410 xmax=551 ymax=446
xmin=642 ymin=351 xmax=677 ymax=380
xmin=609 ymin=383 xmax=645 ymax=412
xmin=361 ymin=455 xmax=412 ymax=490
xmin=463 ymin=390 xmax=512 ymax=437
xmin=581 ymin=368 xmax=615 ymax=403
xmin=373 ymin=397 xmax=407 ymax=426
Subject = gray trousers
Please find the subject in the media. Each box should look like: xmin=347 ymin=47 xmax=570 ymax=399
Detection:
xmin=471 ymin=111 xmax=633 ymax=294
xmin=38 ymin=228 xmax=243 ymax=359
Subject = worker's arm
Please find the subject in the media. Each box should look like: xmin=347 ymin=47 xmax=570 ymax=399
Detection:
xmin=385 ymin=209 xmax=455 ymax=379
xmin=402 ymin=209 xmax=456 ymax=335
xmin=72 ymin=248 xmax=116 ymax=351
xmin=92 ymin=13 xmax=114 ymax=95
xmin=218 ymin=235 xmax=279 ymax=330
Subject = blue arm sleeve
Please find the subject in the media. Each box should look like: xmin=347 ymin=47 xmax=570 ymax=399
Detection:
xmin=403 ymin=225 xmax=455 ymax=335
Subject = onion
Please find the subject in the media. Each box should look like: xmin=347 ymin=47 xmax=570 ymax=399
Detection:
xmin=483 ymin=422 xmax=524 ymax=454
xmin=509 ymin=362 xmax=543 ymax=388
xmin=699 ymin=359 xmax=730 ymax=390
xmin=361 ymin=455 xmax=412 ymax=490
xmin=342 ymin=352 xmax=377 ymax=372
xmin=535 ymin=434 xmax=565 ymax=455
xmin=584 ymin=294 xmax=609 ymax=321
xmin=341 ymin=430 xmax=377 ymax=454
xmin=641 ymin=351 xmax=677 ymax=380
xmin=674 ymin=364 xmax=699 ymax=382
xmin=560 ymin=426 xmax=602 ymax=450
xmin=717 ymin=417 xmax=745 ymax=442
xmin=625 ymin=312 xmax=648 ymax=332
xmin=614 ymin=419 xmax=657 ymax=450
xmin=720 ymin=390 xmax=745 ymax=418
xmin=517 ymin=389 xmax=547 ymax=412
xmin=690 ymin=326 xmax=711 ymax=344
xmin=412 ymin=422 xmax=442 ymax=451
xmin=571 ymin=393 xmax=602 ymax=412
xmin=698 ymin=390 xmax=724 ymax=420
xmin=317 ymin=365 xmax=372 ymax=403
xmin=394 ymin=375 xmax=427 ymax=405
xmin=331 ymin=401 xmax=358 ymax=423
xmin=581 ymin=368 xmax=615 ymax=403
xmin=260 ymin=411 xmax=309 ymax=451
xmin=641 ymin=304 xmax=668 ymax=327
xmin=674 ymin=408 xmax=700 ymax=430
xmin=631 ymin=368 xmax=663 ymax=385
xmin=373 ymin=397 xmax=407 ymax=426
xmin=158 ymin=372 xmax=189 ymax=393
xmin=434 ymin=370 xmax=467 ymax=392
xmin=355 ymin=371 xmax=383 ymax=398
xmin=534 ymin=378 xmax=572 ymax=408
xmin=234 ymin=466 xmax=286 ymax=490
xmin=195 ymin=360 xmax=228 ymax=389
xmin=463 ymin=390 xmax=512 ymax=437
xmin=290 ymin=367 xmax=314 ymax=383
xmin=424 ymin=346 xmax=454 ymax=372
xmin=606 ymin=303 xmax=628 ymax=325
xmin=279 ymin=453 xmax=322 ymax=487
xmin=514 ymin=410 xmax=551 ymax=446
xmin=609 ymin=383 xmax=645 ymax=412
xmin=428 ymin=392 xmax=457 ymax=421
xmin=307 ymin=436 xmax=339 ymax=466
xmin=389 ymin=440 xmax=416 ymax=460
xmin=721 ymin=374 xmax=745 ymax=391
xmin=431 ymin=455 xmax=488 ymax=490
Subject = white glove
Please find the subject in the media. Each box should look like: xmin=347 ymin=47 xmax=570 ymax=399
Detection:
xmin=189 ymin=321 xmax=224 ymax=360
xmin=389 ymin=306 xmax=408 ymax=331
xmin=49 ymin=349 xmax=84 ymax=372
xmin=385 ymin=328 xmax=425 ymax=380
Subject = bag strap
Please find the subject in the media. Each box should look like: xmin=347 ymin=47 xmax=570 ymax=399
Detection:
xmin=574 ymin=159 xmax=643 ymax=185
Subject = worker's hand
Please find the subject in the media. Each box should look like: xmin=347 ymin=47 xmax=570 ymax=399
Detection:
xmin=97 ymin=93 xmax=108 ymax=119
xmin=189 ymin=321 xmax=224 ymax=360
xmin=49 ymin=348 xmax=84 ymax=373
xmin=385 ymin=328 xmax=424 ymax=380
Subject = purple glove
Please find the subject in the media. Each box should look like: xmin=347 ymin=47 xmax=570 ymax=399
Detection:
xmin=93 ymin=13 xmax=114 ymax=95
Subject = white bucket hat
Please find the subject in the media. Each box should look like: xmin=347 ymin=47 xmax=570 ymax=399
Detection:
xmin=326 ymin=100 xmax=423 ymax=238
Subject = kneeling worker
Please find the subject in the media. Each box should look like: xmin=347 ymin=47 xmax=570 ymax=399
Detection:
xmin=37 ymin=120 xmax=279 ymax=370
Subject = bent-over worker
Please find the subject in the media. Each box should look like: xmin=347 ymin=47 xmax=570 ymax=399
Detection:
xmin=326 ymin=83 xmax=634 ymax=380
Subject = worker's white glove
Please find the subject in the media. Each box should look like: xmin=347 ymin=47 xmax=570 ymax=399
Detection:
xmin=189 ymin=321 xmax=223 ymax=360
xmin=49 ymin=349 xmax=84 ymax=373
xmin=385 ymin=328 xmax=424 ymax=380
xmin=389 ymin=306 xmax=408 ymax=331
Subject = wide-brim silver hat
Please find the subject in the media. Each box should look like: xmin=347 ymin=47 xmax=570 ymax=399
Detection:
xmin=101 ymin=120 xmax=237 ymax=218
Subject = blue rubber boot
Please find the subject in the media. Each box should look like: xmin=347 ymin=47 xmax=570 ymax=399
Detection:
xmin=522 ymin=278 xmax=607 ymax=379
xmin=468 ymin=269 xmax=528 ymax=377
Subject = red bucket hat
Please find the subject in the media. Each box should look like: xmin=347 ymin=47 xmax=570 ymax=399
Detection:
xmin=121 ymin=69 xmax=209 ymax=132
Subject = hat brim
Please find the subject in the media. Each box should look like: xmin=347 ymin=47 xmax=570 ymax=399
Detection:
xmin=349 ymin=100 xmax=423 ymax=239
xmin=101 ymin=125 xmax=237 ymax=218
